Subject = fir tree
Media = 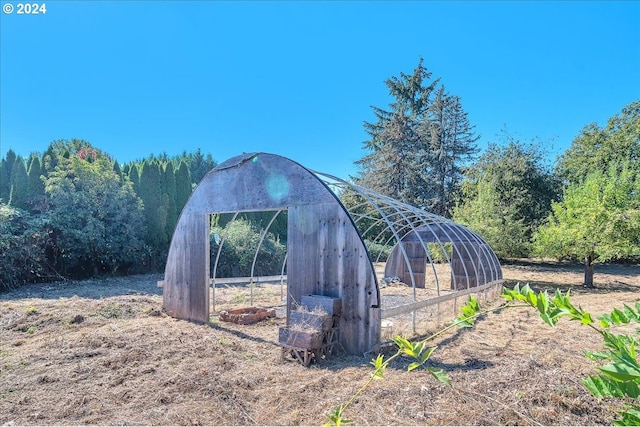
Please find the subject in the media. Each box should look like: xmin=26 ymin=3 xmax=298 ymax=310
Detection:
xmin=423 ymin=87 xmax=479 ymax=216
xmin=138 ymin=160 xmax=167 ymax=261
xmin=175 ymin=160 xmax=192 ymax=215
xmin=9 ymin=156 xmax=28 ymax=209
xmin=113 ymin=160 xmax=122 ymax=178
xmin=1 ymin=149 xmax=17 ymax=202
xmin=356 ymin=59 xmax=479 ymax=216
xmin=162 ymin=162 xmax=178 ymax=240
xmin=26 ymin=156 xmax=46 ymax=212
xmin=128 ymin=164 xmax=140 ymax=195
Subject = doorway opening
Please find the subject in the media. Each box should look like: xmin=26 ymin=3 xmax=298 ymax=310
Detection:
xmin=208 ymin=210 xmax=288 ymax=318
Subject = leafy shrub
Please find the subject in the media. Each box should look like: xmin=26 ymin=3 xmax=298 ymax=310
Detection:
xmin=0 ymin=203 xmax=52 ymax=289
xmin=364 ymin=239 xmax=392 ymax=262
xmin=210 ymin=219 xmax=286 ymax=278
xmin=45 ymin=155 xmax=146 ymax=277
xmin=427 ymin=242 xmax=452 ymax=263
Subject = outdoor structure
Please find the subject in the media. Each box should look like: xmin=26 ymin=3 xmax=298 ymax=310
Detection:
xmin=162 ymin=152 xmax=502 ymax=355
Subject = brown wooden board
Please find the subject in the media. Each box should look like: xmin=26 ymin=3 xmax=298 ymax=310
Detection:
xmin=300 ymin=295 xmax=342 ymax=316
xmin=279 ymin=327 xmax=324 ymax=349
xmin=289 ymin=311 xmax=332 ymax=331
xmin=163 ymin=212 xmax=209 ymax=323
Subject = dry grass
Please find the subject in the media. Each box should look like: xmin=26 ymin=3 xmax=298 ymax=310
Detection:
xmin=1 ymin=261 xmax=639 ymax=425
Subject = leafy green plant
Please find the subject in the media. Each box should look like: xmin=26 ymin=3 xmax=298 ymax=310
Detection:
xmin=503 ymin=283 xmax=640 ymax=425
xmin=326 ymin=284 xmax=640 ymax=426
xmin=325 ymin=295 xmax=487 ymax=426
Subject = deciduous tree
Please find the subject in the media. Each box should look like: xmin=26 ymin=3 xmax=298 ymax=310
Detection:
xmin=556 ymin=100 xmax=639 ymax=184
xmin=453 ymin=133 xmax=559 ymax=258
xmin=533 ymin=164 xmax=640 ymax=286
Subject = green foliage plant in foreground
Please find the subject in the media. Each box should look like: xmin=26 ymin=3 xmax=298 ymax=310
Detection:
xmin=325 ymin=285 xmax=640 ymax=426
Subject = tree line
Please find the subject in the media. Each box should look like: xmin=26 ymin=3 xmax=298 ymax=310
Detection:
xmin=0 ymin=139 xmax=216 ymax=287
xmin=1 ymin=59 xmax=638 ymax=289
xmin=355 ymin=60 xmax=639 ymax=286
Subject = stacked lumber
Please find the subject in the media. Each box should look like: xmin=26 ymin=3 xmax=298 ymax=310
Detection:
xmin=280 ymin=295 xmax=342 ymax=366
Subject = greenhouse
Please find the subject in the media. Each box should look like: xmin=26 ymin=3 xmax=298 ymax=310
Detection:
xmin=161 ymin=152 xmax=503 ymax=355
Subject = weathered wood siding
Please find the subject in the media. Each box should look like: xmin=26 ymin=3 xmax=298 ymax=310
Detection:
xmin=183 ymin=153 xmax=335 ymax=213
xmin=163 ymin=212 xmax=210 ymax=322
xmin=288 ymin=203 xmax=380 ymax=355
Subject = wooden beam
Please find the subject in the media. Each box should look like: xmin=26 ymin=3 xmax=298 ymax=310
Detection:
xmin=381 ymin=280 xmax=504 ymax=319
xmin=210 ymin=275 xmax=287 ymax=286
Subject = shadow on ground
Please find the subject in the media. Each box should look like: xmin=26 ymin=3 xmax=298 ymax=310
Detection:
xmin=0 ymin=274 xmax=164 ymax=301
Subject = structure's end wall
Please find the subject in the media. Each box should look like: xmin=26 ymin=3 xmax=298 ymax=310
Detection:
xmin=163 ymin=212 xmax=209 ymax=323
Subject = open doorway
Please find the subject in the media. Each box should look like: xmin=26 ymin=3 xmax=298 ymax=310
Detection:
xmin=208 ymin=210 xmax=288 ymax=318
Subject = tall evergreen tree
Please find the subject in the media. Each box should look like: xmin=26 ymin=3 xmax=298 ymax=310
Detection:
xmin=357 ymin=59 xmax=438 ymax=207
xmin=113 ymin=160 xmax=122 ymax=177
xmin=187 ymin=148 xmax=217 ymax=185
xmin=175 ymin=160 xmax=192 ymax=215
xmin=26 ymin=156 xmax=46 ymax=212
xmin=355 ymin=58 xmax=478 ymax=215
xmin=9 ymin=157 xmax=28 ymax=209
xmin=423 ymin=87 xmax=479 ymax=216
xmin=1 ymin=149 xmax=17 ymax=202
xmin=0 ymin=159 xmax=5 ymax=203
xmin=162 ymin=162 xmax=178 ymax=239
xmin=128 ymin=164 xmax=140 ymax=195
xmin=138 ymin=160 xmax=167 ymax=260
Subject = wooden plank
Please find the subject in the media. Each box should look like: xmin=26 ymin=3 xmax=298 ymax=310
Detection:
xmin=289 ymin=311 xmax=333 ymax=331
xmin=210 ymin=275 xmax=287 ymax=285
xmin=163 ymin=212 xmax=209 ymax=322
xmin=381 ymin=280 xmax=504 ymax=319
xmin=406 ymin=257 xmax=426 ymax=273
xmin=287 ymin=204 xmax=321 ymax=319
xmin=301 ymin=295 xmax=342 ymax=316
xmin=279 ymin=327 xmax=324 ymax=348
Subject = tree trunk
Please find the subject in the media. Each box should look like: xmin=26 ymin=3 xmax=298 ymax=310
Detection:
xmin=584 ymin=254 xmax=594 ymax=288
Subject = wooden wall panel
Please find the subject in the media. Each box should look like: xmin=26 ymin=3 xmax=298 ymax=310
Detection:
xmin=163 ymin=212 xmax=209 ymax=322
xmin=288 ymin=203 xmax=379 ymax=355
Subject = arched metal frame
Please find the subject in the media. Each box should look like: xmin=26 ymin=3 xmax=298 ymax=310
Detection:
xmin=313 ymin=171 xmax=502 ymax=296
xmin=162 ymin=152 xmax=502 ymax=354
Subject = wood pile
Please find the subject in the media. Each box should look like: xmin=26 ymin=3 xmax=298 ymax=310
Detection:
xmin=280 ymin=295 xmax=342 ymax=366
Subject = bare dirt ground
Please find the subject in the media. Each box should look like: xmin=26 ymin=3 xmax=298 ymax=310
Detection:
xmin=1 ymin=260 xmax=639 ymax=426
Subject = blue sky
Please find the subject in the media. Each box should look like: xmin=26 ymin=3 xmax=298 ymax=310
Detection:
xmin=1 ymin=1 xmax=639 ymax=180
